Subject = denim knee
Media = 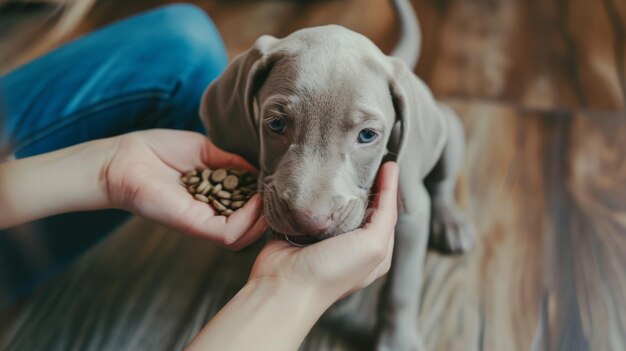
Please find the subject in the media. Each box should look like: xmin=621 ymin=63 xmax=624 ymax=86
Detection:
xmin=135 ymin=4 xmax=229 ymax=131
xmin=147 ymin=4 xmax=228 ymax=79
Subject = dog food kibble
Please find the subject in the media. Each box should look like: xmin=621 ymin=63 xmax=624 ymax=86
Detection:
xmin=210 ymin=169 xmax=228 ymax=183
xmin=231 ymin=201 xmax=245 ymax=209
xmin=222 ymin=175 xmax=239 ymax=190
xmin=197 ymin=180 xmax=211 ymax=194
xmin=201 ymin=168 xmax=212 ymax=179
xmin=194 ymin=194 xmax=209 ymax=203
xmin=216 ymin=190 xmax=231 ymax=199
xmin=180 ymin=167 xmax=257 ymax=216
xmin=212 ymin=199 xmax=227 ymax=212
xmin=211 ymin=183 xmax=223 ymax=195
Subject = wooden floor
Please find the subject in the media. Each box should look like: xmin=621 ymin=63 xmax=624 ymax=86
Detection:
xmin=1 ymin=0 xmax=625 ymax=350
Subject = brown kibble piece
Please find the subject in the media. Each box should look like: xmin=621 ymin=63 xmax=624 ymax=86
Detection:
xmin=197 ymin=180 xmax=210 ymax=194
xmin=212 ymin=199 xmax=227 ymax=212
xmin=232 ymin=194 xmax=245 ymax=201
xmin=201 ymin=168 xmax=212 ymax=180
xmin=223 ymin=175 xmax=239 ymax=190
xmin=211 ymin=168 xmax=228 ymax=183
xmin=222 ymin=209 xmax=234 ymax=216
xmin=211 ymin=183 xmax=222 ymax=195
xmin=201 ymin=184 xmax=213 ymax=195
xmin=231 ymin=201 xmax=245 ymax=209
xmin=216 ymin=190 xmax=232 ymax=199
xmin=187 ymin=176 xmax=201 ymax=184
xmin=220 ymin=199 xmax=232 ymax=206
xmin=185 ymin=170 xmax=198 ymax=177
xmin=194 ymin=194 xmax=209 ymax=203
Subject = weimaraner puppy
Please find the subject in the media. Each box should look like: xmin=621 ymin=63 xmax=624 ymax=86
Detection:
xmin=200 ymin=1 xmax=475 ymax=349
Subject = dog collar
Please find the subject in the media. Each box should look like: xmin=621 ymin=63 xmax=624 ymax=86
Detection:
xmin=284 ymin=234 xmax=321 ymax=247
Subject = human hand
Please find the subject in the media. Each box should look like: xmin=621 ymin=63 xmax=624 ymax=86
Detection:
xmin=248 ymin=162 xmax=399 ymax=304
xmin=104 ymin=129 xmax=266 ymax=249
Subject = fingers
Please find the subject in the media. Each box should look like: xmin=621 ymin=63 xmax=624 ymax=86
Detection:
xmin=201 ymin=138 xmax=258 ymax=174
xmin=364 ymin=161 xmax=399 ymax=232
xmin=366 ymin=226 xmax=395 ymax=284
xmin=334 ymin=162 xmax=398 ymax=278
xmin=361 ymin=162 xmax=398 ymax=276
xmin=138 ymin=129 xmax=258 ymax=174
xmin=226 ymin=195 xmax=268 ymax=250
xmin=202 ymin=195 xmax=266 ymax=248
xmin=139 ymin=130 xmax=211 ymax=171
xmin=229 ymin=216 xmax=267 ymax=251
xmin=156 ymin=187 xmax=265 ymax=250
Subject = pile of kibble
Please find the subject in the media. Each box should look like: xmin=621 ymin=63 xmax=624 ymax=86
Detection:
xmin=180 ymin=168 xmax=257 ymax=216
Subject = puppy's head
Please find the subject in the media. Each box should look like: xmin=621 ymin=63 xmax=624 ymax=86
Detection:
xmin=201 ymin=25 xmax=439 ymax=240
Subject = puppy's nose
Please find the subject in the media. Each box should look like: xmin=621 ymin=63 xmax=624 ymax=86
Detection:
xmin=289 ymin=209 xmax=331 ymax=234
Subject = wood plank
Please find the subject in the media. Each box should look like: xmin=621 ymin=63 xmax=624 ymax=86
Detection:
xmin=413 ymin=0 xmax=626 ymax=112
xmin=0 ymin=219 xmax=256 ymax=350
xmin=552 ymin=112 xmax=626 ymax=351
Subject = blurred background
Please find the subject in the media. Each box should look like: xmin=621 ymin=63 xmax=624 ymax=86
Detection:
xmin=0 ymin=0 xmax=625 ymax=350
xmin=2 ymin=0 xmax=625 ymax=110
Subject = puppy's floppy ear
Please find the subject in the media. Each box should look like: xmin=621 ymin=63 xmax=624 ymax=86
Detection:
xmin=387 ymin=58 xmax=447 ymax=177
xmin=200 ymin=35 xmax=279 ymax=168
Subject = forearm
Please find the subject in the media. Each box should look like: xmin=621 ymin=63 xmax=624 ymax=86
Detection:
xmin=0 ymin=138 xmax=116 ymax=228
xmin=186 ymin=279 xmax=334 ymax=351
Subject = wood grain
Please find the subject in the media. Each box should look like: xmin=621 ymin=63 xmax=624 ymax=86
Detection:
xmin=413 ymin=0 xmax=626 ymax=112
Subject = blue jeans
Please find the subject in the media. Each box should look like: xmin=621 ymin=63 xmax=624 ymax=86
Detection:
xmin=0 ymin=4 xmax=228 ymax=307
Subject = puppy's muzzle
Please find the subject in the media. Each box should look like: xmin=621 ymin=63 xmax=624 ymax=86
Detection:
xmin=288 ymin=208 xmax=333 ymax=235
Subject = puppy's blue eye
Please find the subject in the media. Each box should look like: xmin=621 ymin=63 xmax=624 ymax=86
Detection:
xmin=357 ymin=128 xmax=378 ymax=144
xmin=267 ymin=117 xmax=286 ymax=134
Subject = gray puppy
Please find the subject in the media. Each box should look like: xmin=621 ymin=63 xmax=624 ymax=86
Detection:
xmin=200 ymin=1 xmax=475 ymax=349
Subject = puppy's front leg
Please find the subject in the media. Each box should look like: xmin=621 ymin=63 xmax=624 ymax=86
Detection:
xmin=376 ymin=184 xmax=430 ymax=351
xmin=426 ymin=104 xmax=475 ymax=254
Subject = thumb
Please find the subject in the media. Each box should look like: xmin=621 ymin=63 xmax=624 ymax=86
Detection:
xmin=201 ymin=139 xmax=257 ymax=174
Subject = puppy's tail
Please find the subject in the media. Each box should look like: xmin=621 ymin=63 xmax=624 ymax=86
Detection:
xmin=390 ymin=0 xmax=421 ymax=69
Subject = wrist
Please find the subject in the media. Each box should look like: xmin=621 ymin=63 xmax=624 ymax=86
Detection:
xmin=245 ymin=277 xmax=337 ymax=313
xmin=0 ymin=138 xmax=118 ymax=228
xmin=187 ymin=277 xmax=334 ymax=351
xmin=95 ymin=135 xmax=123 ymax=209
xmin=79 ymin=137 xmax=121 ymax=210
xmin=35 ymin=138 xmax=117 ymax=213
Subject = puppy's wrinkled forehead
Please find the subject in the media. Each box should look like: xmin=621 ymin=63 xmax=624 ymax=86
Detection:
xmin=257 ymin=27 xmax=395 ymax=133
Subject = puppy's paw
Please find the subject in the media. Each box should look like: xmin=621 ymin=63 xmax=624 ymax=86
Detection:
xmin=376 ymin=326 xmax=424 ymax=351
xmin=429 ymin=198 xmax=476 ymax=254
